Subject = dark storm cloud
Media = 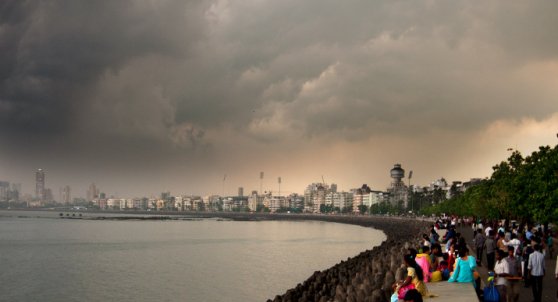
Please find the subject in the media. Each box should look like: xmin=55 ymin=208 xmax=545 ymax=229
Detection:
xmin=0 ymin=0 xmax=206 ymax=138
xmin=1 ymin=0 xmax=558 ymax=196
xmin=3 ymin=1 xmax=558 ymax=142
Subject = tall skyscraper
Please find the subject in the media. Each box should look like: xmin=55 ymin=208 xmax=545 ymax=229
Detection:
xmin=87 ymin=183 xmax=99 ymax=201
xmin=44 ymin=188 xmax=53 ymax=202
xmin=0 ymin=181 xmax=9 ymax=201
xmin=61 ymin=185 xmax=71 ymax=204
xmin=35 ymin=169 xmax=45 ymax=201
xmin=238 ymin=187 xmax=244 ymax=197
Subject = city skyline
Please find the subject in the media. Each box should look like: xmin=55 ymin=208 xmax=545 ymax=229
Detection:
xmin=1 ymin=1 xmax=558 ymax=197
xmin=0 ymin=163 xmax=507 ymax=201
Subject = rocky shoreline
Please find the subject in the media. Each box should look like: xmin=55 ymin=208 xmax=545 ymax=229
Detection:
xmin=261 ymin=215 xmax=430 ymax=302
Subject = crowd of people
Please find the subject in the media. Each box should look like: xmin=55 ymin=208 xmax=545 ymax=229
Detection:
xmin=472 ymin=219 xmax=553 ymax=302
xmin=391 ymin=217 xmax=557 ymax=302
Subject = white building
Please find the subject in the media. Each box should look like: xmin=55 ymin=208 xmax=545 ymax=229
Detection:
xmin=263 ymin=196 xmax=287 ymax=212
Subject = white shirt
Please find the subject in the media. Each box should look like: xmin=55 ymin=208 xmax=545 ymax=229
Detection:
xmin=485 ymin=226 xmax=493 ymax=237
xmin=422 ymin=239 xmax=431 ymax=247
xmin=528 ymin=251 xmax=545 ymax=277
xmin=508 ymin=239 xmax=521 ymax=256
xmin=494 ymin=259 xmax=510 ymax=286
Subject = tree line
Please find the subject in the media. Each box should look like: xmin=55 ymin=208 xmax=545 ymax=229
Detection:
xmin=421 ymin=144 xmax=558 ymax=225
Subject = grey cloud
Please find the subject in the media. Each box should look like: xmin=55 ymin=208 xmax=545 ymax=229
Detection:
xmin=3 ymin=1 xmax=558 ymax=143
xmin=0 ymin=0 xmax=207 ymax=139
xmin=2 ymin=1 xmax=558 ymax=196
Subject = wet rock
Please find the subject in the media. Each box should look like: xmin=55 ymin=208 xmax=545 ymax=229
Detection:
xmin=395 ymin=267 xmax=407 ymax=282
xmin=371 ymin=289 xmax=384 ymax=302
xmin=383 ymin=271 xmax=395 ymax=290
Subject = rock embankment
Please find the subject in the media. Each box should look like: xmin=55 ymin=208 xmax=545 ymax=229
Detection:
xmin=264 ymin=215 xmax=429 ymax=302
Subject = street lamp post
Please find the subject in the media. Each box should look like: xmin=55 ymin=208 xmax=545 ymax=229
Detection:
xmin=408 ymin=170 xmax=413 ymax=215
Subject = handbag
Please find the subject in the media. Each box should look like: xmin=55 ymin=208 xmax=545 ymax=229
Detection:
xmin=483 ymin=281 xmax=499 ymax=302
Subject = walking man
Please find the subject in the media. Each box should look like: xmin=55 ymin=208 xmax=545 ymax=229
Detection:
xmin=554 ymin=255 xmax=557 ymax=302
xmin=474 ymin=228 xmax=485 ymax=266
xmin=506 ymin=246 xmax=522 ymax=302
xmin=527 ymin=244 xmax=545 ymax=302
xmin=486 ymin=230 xmax=497 ymax=270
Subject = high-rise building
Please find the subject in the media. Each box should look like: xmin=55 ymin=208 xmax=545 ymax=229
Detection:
xmin=0 ymin=181 xmax=9 ymax=201
xmin=330 ymin=184 xmax=338 ymax=193
xmin=61 ymin=185 xmax=71 ymax=204
xmin=248 ymin=191 xmax=261 ymax=212
xmin=35 ymin=169 xmax=45 ymax=201
xmin=87 ymin=183 xmax=99 ymax=201
xmin=238 ymin=187 xmax=244 ymax=197
xmin=44 ymin=188 xmax=53 ymax=203
xmin=8 ymin=183 xmax=20 ymax=201
xmin=11 ymin=183 xmax=21 ymax=195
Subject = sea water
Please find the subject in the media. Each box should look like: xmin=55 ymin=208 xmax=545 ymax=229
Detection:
xmin=0 ymin=211 xmax=385 ymax=302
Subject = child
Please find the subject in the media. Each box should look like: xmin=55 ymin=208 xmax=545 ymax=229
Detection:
xmin=438 ymin=260 xmax=450 ymax=281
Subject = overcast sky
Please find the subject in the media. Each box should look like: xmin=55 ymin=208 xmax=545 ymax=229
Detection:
xmin=1 ymin=1 xmax=558 ymax=198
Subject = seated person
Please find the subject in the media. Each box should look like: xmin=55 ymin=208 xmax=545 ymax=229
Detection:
xmin=438 ymin=259 xmax=450 ymax=281
xmin=395 ymin=254 xmax=428 ymax=296
xmin=403 ymin=289 xmax=423 ymax=302
xmin=448 ymin=247 xmax=477 ymax=284
xmin=415 ymin=246 xmax=432 ymax=282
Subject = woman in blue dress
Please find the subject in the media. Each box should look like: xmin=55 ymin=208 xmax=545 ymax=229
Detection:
xmin=448 ymin=246 xmax=477 ymax=284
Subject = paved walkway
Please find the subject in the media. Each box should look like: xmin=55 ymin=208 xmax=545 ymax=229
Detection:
xmin=425 ymin=282 xmax=478 ymax=302
xmin=459 ymin=225 xmax=557 ymax=302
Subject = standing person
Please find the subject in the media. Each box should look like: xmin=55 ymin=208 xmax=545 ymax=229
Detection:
xmin=486 ymin=230 xmax=498 ymax=270
xmin=522 ymin=239 xmax=534 ymax=288
xmin=421 ymin=234 xmax=431 ymax=248
xmin=527 ymin=244 xmax=545 ymax=302
xmin=477 ymin=219 xmax=484 ymax=232
xmin=507 ymin=233 xmax=521 ymax=257
xmin=505 ymin=246 xmax=522 ymax=302
xmin=497 ymin=231 xmax=508 ymax=252
xmin=494 ymin=249 xmax=509 ymax=302
xmin=444 ymin=225 xmax=456 ymax=244
xmin=430 ymin=227 xmax=440 ymax=245
xmin=474 ymin=228 xmax=486 ymax=266
xmin=546 ymin=233 xmax=554 ymax=259
xmin=554 ymin=255 xmax=557 ymax=302
xmin=526 ymin=228 xmax=533 ymax=241
xmin=486 ymin=224 xmax=494 ymax=237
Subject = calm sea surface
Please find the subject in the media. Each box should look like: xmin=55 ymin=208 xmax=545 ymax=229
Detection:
xmin=0 ymin=211 xmax=385 ymax=302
